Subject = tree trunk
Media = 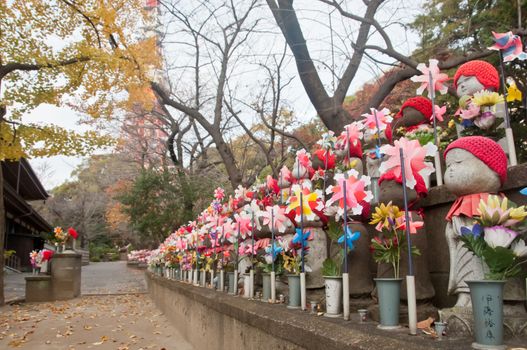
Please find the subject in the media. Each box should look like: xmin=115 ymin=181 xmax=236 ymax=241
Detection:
xmin=0 ymin=164 xmax=5 ymax=305
xmin=167 ymin=129 xmax=194 ymax=221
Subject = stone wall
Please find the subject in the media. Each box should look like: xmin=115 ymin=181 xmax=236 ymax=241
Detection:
xmin=146 ymin=272 xmax=474 ymax=350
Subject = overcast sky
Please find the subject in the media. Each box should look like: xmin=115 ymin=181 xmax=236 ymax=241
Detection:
xmin=26 ymin=0 xmax=423 ymax=190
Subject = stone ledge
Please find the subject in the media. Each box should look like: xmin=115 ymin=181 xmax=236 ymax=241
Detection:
xmin=146 ymin=272 xmax=478 ymax=350
xmin=422 ymin=163 xmax=527 ymax=208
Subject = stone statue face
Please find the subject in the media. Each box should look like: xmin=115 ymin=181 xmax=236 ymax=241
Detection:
xmin=444 ymin=148 xmax=501 ymax=196
xmin=393 ymin=107 xmax=427 ymax=129
xmin=378 ymin=180 xmax=418 ymax=207
xmin=456 ymin=75 xmax=486 ymax=97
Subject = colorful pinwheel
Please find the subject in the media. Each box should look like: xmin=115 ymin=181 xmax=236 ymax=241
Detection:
xmin=325 ymin=170 xmax=373 ymax=218
xmin=292 ymin=228 xmax=311 ymax=246
xmin=395 ymin=215 xmax=424 ymax=234
xmin=410 ymin=59 xmax=449 ymax=96
xmin=338 ymin=226 xmax=361 ymax=250
xmin=214 ymin=187 xmax=225 ymax=201
xmin=361 ymin=108 xmax=391 ymax=132
xmin=488 ymin=31 xmax=527 ymax=62
xmin=379 ymin=137 xmax=436 ymax=190
xmin=260 ymin=205 xmax=290 ymax=233
xmin=287 ymin=184 xmax=323 ymax=222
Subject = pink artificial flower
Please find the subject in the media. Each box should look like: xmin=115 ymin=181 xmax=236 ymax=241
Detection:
xmin=457 ymin=103 xmax=481 ymax=120
xmin=361 ymin=108 xmax=392 ymax=131
xmin=410 ymin=59 xmax=449 ymax=96
xmin=379 ymin=137 xmax=436 ymax=190
xmin=326 ymin=170 xmax=373 ymax=218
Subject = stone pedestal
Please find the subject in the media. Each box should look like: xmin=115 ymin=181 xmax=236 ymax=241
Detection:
xmin=25 ymin=275 xmax=53 ymax=302
xmin=51 ymin=253 xmax=82 ymax=300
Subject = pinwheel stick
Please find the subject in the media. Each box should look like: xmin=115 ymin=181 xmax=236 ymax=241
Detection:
xmin=342 ymin=181 xmax=350 ymax=321
xmin=498 ymin=50 xmax=518 ymax=166
xmin=271 ymin=208 xmax=276 ymax=303
xmin=399 ymin=148 xmax=417 ymax=335
xmin=373 ymin=110 xmax=382 ymax=149
xmin=428 ymin=71 xmax=443 ymax=186
xmin=342 ymin=182 xmax=349 ymax=273
xmin=299 ymin=192 xmax=307 ymax=311
xmin=300 ymin=192 xmax=305 ymax=273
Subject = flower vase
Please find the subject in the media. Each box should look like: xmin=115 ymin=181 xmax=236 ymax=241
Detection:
xmin=466 ymin=280 xmax=506 ymax=350
xmin=262 ymin=273 xmax=271 ymax=301
xmin=287 ymin=274 xmax=301 ymax=309
xmin=323 ymin=276 xmax=343 ymax=317
xmin=374 ymin=278 xmax=402 ymax=329
xmin=227 ymin=272 xmax=235 ymax=295
xmin=243 ymin=274 xmax=251 ymax=298
xmin=200 ymin=270 xmax=206 ymax=287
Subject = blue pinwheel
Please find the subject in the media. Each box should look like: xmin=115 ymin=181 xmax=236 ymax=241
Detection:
xmin=338 ymin=226 xmax=361 ymax=251
xmin=374 ymin=145 xmax=382 ymax=159
xmin=292 ymin=228 xmax=310 ymax=246
xmin=460 ymin=224 xmax=482 ymax=238
xmin=265 ymin=243 xmax=283 ymax=260
xmin=520 ymin=188 xmax=527 ymax=196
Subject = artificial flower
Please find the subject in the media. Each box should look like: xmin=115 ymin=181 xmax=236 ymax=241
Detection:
xmin=471 ymin=90 xmax=504 ymax=107
xmin=326 ymin=170 xmax=373 ymax=218
xmin=457 ymin=103 xmax=481 ymax=120
xmin=460 ymin=224 xmax=482 ymax=238
xmin=488 ymin=31 xmax=527 ymax=62
xmin=507 ymin=83 xmax=523 ymax=103
xmin=410 ymin=59 xmax=449 ymax=96
xmin=370 ymin=202 xmax=404 ymax=232
xmin=511 ymin=239 xmax=527 ymax=258
xmin=483 ymin=226 xmax=518 ymax=249
xmin=474 ymin=111 xmax=496 ymax=130
xmin=338 ymin=226 xmax=360 ymax=250
xmin=478 ymin=195 xmax=527 ymax=227
xmin=379 ymin=137 xmax=436 ymax=190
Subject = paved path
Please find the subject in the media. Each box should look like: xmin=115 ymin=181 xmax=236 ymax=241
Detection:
xmin=4 ymin=261 xmax=147 ymax=302
xmin=1 ymin=261 xmax=193 ymax=349
xmin=0 ymin=294 xmax=193 ymax=349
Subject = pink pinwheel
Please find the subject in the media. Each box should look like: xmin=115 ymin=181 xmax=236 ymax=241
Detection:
xmin=260 ymin=205 xmax=290 ymax=233
xmin=286 ymin=184 xmax=324 ymax=222
xmin=410 ymin=59 xmax=449 ymax=96
xmin=292 ymin=149 xmax=312 ymax=181
xmin=434 ymin=105 xmax=446 ymax=122
xmin=326 ymin=170 xmax=373 ymax=218
xmin=488 ymin=31 xmax=527 ymax=62
xmin=278 ymin=165 xmax=292 ymax=188
xmin=379 ymin=137 xmax=436 ymax=190
xmin=361 ymin=108 xmax=392 ymax=132
xmin=221 ymin=219 xmax=234 ymax=243
xmin=234 ymin=211 xmax=252 ymax=239
xmin=396 ymin=215 xmax=424 ymax=234
xmin=214 ymin=187 xmax=225 ymax=201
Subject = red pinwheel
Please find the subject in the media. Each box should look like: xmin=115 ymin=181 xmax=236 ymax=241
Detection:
xmin=488 ymin=31 xmax=527 ymax=62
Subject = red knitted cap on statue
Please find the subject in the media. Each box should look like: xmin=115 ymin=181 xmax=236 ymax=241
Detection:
xmin=444 ymin=136 xmax=507 ymax=185
xmin=395 ymin=96 xmax=433 ymax=121
xmin=453 ymin=60 xmax=500 ymax=91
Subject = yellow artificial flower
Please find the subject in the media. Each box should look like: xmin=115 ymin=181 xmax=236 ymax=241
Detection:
xmin=510 ymin=206 xmax=527 ymax=222
xmin=448 ymin=119 xmax=455 ymax=129
xmin=471 ymin=91 xmax=504 ymax=107
xmin=370 ymin=202 xmax=403 ymax=231
xmin=507 ymin=83 xmax=522 ymax=103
